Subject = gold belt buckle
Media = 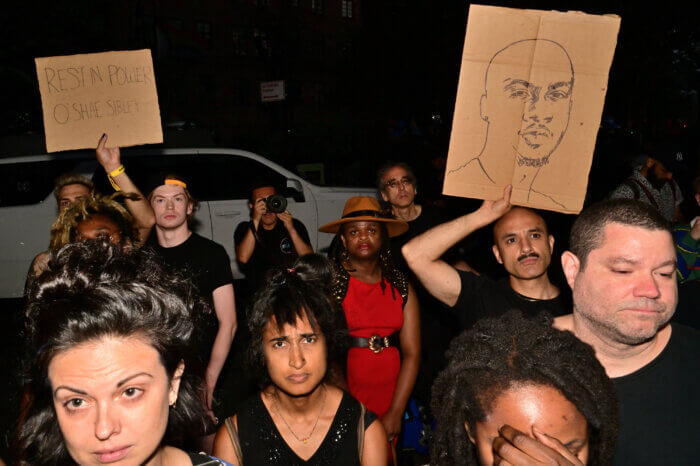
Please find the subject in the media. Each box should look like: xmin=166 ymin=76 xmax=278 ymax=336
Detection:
xmin=368 ymin=334 xmax=389 ymax=353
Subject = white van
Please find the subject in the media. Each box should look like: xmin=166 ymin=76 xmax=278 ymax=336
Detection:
xmin=0 ymin=148 xmax=374 ymax=298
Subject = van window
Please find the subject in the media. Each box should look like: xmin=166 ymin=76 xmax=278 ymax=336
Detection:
xmin=0 ymin=159 xmax=82 ymax=207
xmin=92 ymin=153 xmax=286 ymax=201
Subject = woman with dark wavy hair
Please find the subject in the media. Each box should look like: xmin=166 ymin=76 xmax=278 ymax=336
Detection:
xmin=431 ymin=310 xmax=618 ymax=466
xmin=214 ymin=254 xmax=387 ymax=465
xmin=16 ymin=240 xmax=232 ymax=465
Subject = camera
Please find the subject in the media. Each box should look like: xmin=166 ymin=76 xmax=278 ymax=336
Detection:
xmin=264 ymin=194 xmax=287 ymax=214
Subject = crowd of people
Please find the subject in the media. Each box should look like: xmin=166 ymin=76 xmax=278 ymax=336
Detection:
xmin=6 ymin=134 xmax=699 ymax=465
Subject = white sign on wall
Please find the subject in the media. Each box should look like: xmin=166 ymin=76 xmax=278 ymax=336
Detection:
xmin=260 ymin=80 xmax=286 ymax=102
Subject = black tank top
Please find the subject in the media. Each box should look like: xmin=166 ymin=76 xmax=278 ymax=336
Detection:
xmin=236 ymin=391 xmax=377 ymax=465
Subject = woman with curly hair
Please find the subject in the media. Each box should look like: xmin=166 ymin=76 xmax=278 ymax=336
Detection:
xmin=26 ymin=192 xmax=143 ymax=291
xmin=431 ymin=310 xmax=618 ymax=466
xmin=213 ymin=254 xmax=387 ymax=465
xmin=16 ymin=240 xmax=231 ymax=465
xmin=320 ymin=197 xmax=421 ymax=448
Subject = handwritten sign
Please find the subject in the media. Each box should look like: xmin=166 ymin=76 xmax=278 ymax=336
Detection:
xmin=443 ymin=6 xmax=620 ymax=214
xmin=35 ymin=49 xmax=163 ymax=153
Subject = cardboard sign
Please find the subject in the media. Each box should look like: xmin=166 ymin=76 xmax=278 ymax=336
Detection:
xmin=35 ymin=49 xmax=163 ymax=153
xmin=443 ymin=5 xmax=620 ymax=214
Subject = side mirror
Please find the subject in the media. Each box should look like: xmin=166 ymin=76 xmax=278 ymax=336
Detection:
xmin=284 ymin=178 xmax=305 ymax=202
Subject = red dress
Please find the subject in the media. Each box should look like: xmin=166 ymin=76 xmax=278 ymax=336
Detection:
xmin=343 ymin=276 xmax=403 ymax=418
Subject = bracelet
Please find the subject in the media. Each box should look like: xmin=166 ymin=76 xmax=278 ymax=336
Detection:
xmin=108 ymin=165 xmax=125 ymax=177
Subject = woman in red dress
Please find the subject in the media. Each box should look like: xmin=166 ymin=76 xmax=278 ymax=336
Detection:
xmin=319 ymin=197 xmax=421 ymax=447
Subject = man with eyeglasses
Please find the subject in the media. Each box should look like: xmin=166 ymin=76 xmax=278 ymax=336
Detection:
xmin=377 ymin=162 xmax=446 ymax=270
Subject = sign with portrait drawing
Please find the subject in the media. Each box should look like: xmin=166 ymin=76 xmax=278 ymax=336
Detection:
xmin=443 ymin=5 xmax=621 ymax=214
xmin=35 ymin=49 xmax=162 ymax=153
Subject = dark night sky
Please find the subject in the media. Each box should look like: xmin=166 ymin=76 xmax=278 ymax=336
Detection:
xmin=1 ymin=0 xmax=698 ymax=190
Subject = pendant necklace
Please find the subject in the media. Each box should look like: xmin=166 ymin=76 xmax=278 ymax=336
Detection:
xmin=273 ymin=385 xmax=327 ymax=444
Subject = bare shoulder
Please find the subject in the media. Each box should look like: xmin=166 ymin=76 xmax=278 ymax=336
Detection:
xmin=212 ymin=415 xmax=239 ymax=462
xmin=32 ymin=251 xmax=50 ymax=269
xmin=361 ymin=418 xmax=388 ymax=465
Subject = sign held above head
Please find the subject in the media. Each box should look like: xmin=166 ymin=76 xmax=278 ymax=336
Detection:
xmin=35 ymin=49 xmax=163 ymax=153
xmin=443 ymin=5 xmax=621 ymax=214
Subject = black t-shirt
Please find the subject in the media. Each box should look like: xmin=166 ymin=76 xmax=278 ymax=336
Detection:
xmin=389 ymin=205 xmax=447 ymax=273
xmin=387 ymin=205 xmax=461 ymax=406
xmin=612 ymin=323 xmax=700 ymax=465
xmin=147 ymin=232 xmax=233 ymax=299
xmin=147 ymin=233 xmax=234 ymax=361
xmin=234 ymin=218 xmax=310 ymax=289
xmin=451 ymin=270 xmax=571 ymax=329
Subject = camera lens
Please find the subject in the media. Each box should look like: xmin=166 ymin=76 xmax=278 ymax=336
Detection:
xmin=265 ymin=194 xmax=287 ymax=213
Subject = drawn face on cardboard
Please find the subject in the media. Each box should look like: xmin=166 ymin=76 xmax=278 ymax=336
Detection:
xmin=482 ymin=39 xmax=574 ymax=168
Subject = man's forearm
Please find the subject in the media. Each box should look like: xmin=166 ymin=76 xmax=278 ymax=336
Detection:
xmin=288 ymin=227 xmax=313 ymax=256
xmin=235 ymin=222 xmax=259 ymax=263
xmin=403 ymin=210 xmax=490 ymax=266
xmin=109 ymin=170 xmax=156 ymax=239
xmin=206 ymin=322 xmax=237 ymax=392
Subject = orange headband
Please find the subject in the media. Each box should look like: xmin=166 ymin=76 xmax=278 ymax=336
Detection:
xmin=164 ymin=179 xmax=187 ymax=188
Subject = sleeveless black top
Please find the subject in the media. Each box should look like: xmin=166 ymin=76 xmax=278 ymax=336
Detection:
xmin=236 ymin=391 xmax=377 ymax=465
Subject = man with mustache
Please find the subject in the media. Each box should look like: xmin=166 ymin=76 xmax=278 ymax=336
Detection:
xmin=446 ymin=39 xmax=574 ymax=210
xmin=403 ymin=185 xmax=570 ymax=330
xmin=609 ymin=142 xmax=684 ymax=222
xmin=555 ymin=199 xmax=699 ymax=465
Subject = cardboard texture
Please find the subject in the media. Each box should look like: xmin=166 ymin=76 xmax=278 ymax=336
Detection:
xmin=35 ymin=49 xmax=163 ymax=153
xmin=443 ymin=5 xmax=620 ymax=214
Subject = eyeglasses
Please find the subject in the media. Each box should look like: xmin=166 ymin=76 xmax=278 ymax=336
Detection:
xmin=383 ymin=177 xmax=413 ymax=190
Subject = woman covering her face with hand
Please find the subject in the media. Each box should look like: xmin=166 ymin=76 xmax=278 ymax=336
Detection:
xmin=16 ymin=240 xmax=231 ymax=466
xmin=213 ymin=254 xmax=387 ymax=465
xmin=431 ymin=310 xmax=618 ymax=466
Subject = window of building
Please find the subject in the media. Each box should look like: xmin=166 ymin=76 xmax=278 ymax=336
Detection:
xmin=232 ymin=27 xmax=248 ymax=56
xmin=195 ymin=21 xmax=212 ymax=48
xmin=311 ymin=0 xmax=323 ymax=14
xmin=254 ymin=29 xmax=270 ymax=56
xmin=341 ymin=0 xmax=353 ymax=18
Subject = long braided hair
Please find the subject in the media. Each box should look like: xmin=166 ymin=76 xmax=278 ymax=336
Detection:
xmin=328 ymin=221 xmax=408 ymax=305
xmin=431 ymin=310 xmax=618 ymax=466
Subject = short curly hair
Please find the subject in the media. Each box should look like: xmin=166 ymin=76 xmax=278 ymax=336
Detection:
xmin=49 ymin=192 xmax=141 ymax=251
xmin=246 ymin=254 xmax=347 ymax=388
xmin=431 ymin=310 xmax=618 ymax=466
xmin=16 ymin=240 xmax=212 ymax=465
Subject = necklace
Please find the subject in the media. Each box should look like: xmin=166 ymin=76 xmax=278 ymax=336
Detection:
xmin=272 ymin=385 xmax=327 ymax=444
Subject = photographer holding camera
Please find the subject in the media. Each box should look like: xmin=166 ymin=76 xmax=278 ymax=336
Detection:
xmin=234 ymin=180 xmax=313 ymax=291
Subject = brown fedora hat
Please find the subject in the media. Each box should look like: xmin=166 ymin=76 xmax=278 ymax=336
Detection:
xmin=319 ymin=196 xmax=408 ymax=237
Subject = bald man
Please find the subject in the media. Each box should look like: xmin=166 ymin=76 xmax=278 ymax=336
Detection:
xmin=402 ymin=186 xmax=571 ymax=329
xmin=447 ymin=39 xmax=574 ymax=209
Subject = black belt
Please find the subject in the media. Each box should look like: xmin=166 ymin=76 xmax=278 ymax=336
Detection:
xmin=351 ymin=333 xmax=400 ymax=353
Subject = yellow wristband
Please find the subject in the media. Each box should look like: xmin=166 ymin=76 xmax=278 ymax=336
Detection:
xmin=108 ymin=175 xmax=122 ymax=192
xmin=109 ymin=165 xmax=125 ymax=177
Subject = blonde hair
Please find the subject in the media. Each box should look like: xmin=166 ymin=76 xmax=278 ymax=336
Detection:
xmin=49 ymin=192 xmax=140 ymax=251
xmin=52 ymin=173 xmax=94 ymax=202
